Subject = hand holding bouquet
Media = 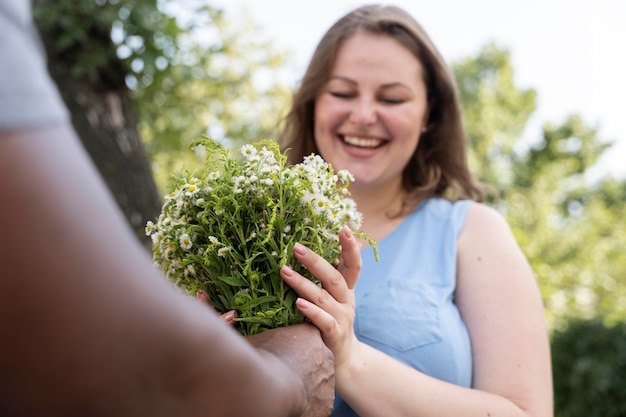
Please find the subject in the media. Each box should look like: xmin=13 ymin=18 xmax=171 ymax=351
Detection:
xmin=147 ymin=137 xmax=376 ymax=335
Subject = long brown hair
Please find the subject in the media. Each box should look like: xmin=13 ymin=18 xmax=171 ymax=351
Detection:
xmin=278 ymin=4 xmax=485 ymax=205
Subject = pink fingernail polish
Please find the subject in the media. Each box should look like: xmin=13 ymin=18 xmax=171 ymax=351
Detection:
xmin=294 ymin=243 xmax=306 ymax=256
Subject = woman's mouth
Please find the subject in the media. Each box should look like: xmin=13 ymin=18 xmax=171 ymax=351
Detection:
xmin=342 ymin=135 xmax=385 ymax=149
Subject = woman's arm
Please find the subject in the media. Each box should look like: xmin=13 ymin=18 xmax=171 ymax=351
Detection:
xmin=0 ymin=125 xmax=333 ymax=417
xmin=455 ymin=202 xmax=553 ymax=416
xmin=283 ymin=204 xmax=553 ymax=417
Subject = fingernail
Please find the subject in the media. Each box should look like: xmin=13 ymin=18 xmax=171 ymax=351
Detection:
xmin=293 ymin=242 xmax=307 ymax=256
xmin=343 ymin=225 xmax=353 ymax=238
xmin=281 ymin=265 xmax=294 ymax=277
xmin=296 ymin=297 xmax=309 ymax=310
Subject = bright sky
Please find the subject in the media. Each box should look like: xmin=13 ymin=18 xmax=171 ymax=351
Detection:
xmin=212 ymin=0 xmax=626 ymax=179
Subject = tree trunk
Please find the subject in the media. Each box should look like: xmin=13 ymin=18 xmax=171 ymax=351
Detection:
xmin=37 ymin=31 xmax=162 ymax=250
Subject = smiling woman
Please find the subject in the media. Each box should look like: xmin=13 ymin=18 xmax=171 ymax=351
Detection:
xmin=276 ymin=4 xmax=553 ymax=417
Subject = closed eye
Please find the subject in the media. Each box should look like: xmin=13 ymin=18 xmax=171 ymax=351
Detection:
xmin=380 ymin=97 xmax=404 ymax=104
xmin=330 ymin=91 xmax=355 ymax=99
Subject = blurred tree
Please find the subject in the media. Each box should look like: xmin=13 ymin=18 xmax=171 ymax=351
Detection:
xmin=508 ymin=116 xmax=625 ymax=326
xmin=33 ymin=0 xmax=292 ymax=242
xmin=454 ymin=43 xmax=537 ymax=194
xmin=34 ymin=0 xmax=163 ymax=246
xmin=454 ymin=44 xmax=626 ymax=327
xmin=129 ymin=2 xmax=293 ymax=191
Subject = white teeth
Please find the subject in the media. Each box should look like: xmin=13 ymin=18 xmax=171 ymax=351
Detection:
xmin=343 ymin=136 xmax=383 ymax=148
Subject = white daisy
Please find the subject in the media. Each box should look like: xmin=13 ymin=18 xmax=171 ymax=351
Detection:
xmin=145 ymin=221 xmax=155 ymax=236
xmin=207 ymin=171 xmax=220 ymax=181
xmin=179 ymin=233 xmax=193 ymax=250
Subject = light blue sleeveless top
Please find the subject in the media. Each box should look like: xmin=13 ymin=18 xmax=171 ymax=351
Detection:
xmin=332 ymin=198 xmax=473 ymax=416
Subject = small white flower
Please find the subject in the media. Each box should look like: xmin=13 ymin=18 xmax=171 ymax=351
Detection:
xmin=348 ymin=211 xmax=364 ymax=230
xmin=284 ymin=225 xmax=291 ymax=233
xmin=337 ymin=170 xmax=354 ymax=183
xmin=341 ymin=198 xmax=357 ymax=211
xmin=326 ymin=209 xmax=340 ymax=224
xmin=241 ymin=144 xmax=257 ymax=158
xmin=209 ymin=236 xmax=219 ymax=244
xmin=145 ymin=221 xmax=155 ymax=236
xmin=217 ymin=246 xmax=231 ymax=257
xmin=312 ymin=196 xmax=329 ymax=215
xmin=207 ymin=171 xmax=220 ymax=181
xmin=185 ymin=184 xmax=199 ymax=196
xmin=300 ymin=190 xmax=314 ymax=206
xmin=179 ymin=233 xmax=193 ymax=250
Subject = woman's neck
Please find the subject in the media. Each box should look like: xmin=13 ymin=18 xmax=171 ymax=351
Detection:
xmin=349 ymin=182 xmax=413 ymax=242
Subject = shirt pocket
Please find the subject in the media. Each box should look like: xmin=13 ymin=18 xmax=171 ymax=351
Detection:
xmin=355 ymin=280 xmax=442 ymax=351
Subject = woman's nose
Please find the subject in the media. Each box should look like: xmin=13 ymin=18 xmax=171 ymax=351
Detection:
xmin=349 ymin=98 xmax=377 ymax=126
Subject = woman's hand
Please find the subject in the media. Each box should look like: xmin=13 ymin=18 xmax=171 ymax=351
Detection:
xmin=196 ymin=290 xmax=239 ymax=326
xmin=280 ymin=226 xmax=362 ymax=374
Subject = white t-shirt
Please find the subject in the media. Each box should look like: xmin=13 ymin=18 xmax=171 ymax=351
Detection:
xmin=0 ymin=0 xmax=69 ymax=130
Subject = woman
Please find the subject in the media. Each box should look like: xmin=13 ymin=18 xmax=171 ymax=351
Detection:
xmin=278 ymin=4 xmax=553 ymax=417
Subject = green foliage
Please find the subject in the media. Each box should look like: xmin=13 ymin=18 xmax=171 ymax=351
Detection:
xmin=455 ymin=44 xmax=626 ymax=328
xmin=517 ymin=115 xmax=610 ymax=189
xmin=454 ymin=43 xmax=537 ymax=192
xmin=34 ymin=0 xmax=293 ymax=196
xmin=130 ymin=4 xmax=294 ymax=194
xmin=501 ymin=116 xmax=624 ymax=326
xmin=34 ymin=0 xmax=176 ymax=87
xmin=34 ymin=0 xmax=117 ymax=82
xmin=552 ymin=318 xmax=626 ymax=417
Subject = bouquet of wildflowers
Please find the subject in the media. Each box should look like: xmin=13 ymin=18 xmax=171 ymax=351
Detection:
xmin=147 ymin=137 xmax=376 ymax=335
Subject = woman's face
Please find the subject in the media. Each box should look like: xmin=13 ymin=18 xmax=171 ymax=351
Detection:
xmin=314 ymin=31 xmax=429 ymax=191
